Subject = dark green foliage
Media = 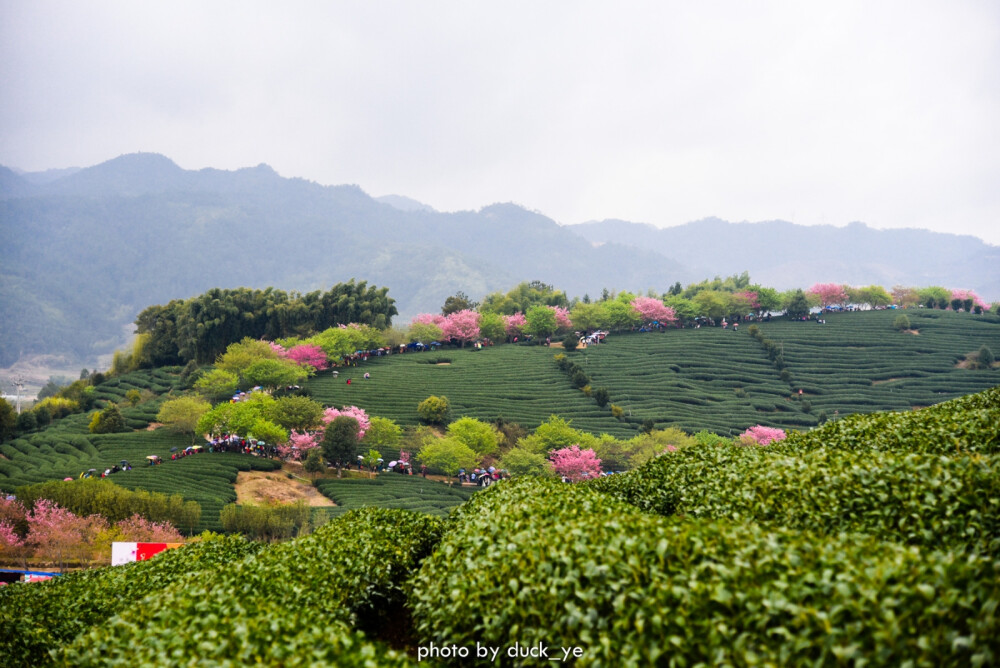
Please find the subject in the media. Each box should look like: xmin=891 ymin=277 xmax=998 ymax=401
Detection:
xmin=322 ymin=416 xmax=360 ymax=472
xmin=15 ymin=409 xmax=37 ymax=433
xmin=409 ymin=477 xmax=999 ymax=666
xmin=571 ymin=369 xmax=590 ymax=388
xmin=0 ymin=399 xmax=18 ymax=442
xmin=134 ymin=282 xmax=398 ymax=366
xmin=0 ymin=534 xmax=264 ymax=668
xmin=894 ymin=313 xmax=911 ymax=330
xmin=88 ymin=404 xmax=127 ymax=434
xmin=219 ymin=500 xmax=310 ymax=541
xmin=15 ymin=478 xmax=201 ymax=528
xmin=303 ymin=447 xmax=325 ymax=473
xmin=784 ymin=288 xmax=810 ymax=318
xmin=59 ymin=508 xmax=441 ymax=666
xmin=977 ymin=344 xmax=995 ymax=368
xmin=417 ymin=395 xmax=450 ymax=425
xmin=561 ymin=334 xmax=579 ymax=351
xmin=592 ymin=387 xmax=610 ymax=408
xmin=591 ymin=443 xmax=1000 ymax=554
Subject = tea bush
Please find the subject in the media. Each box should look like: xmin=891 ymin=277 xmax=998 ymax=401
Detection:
xmin=409 ymin=477 xmax=999 ymax=666
xmin=0 ymin=534 xmax=263 ymax=667
xmin=60 ymin=507 xmax=442 ymax=665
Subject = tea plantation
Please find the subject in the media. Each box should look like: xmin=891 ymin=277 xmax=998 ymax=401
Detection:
xmin=314 ymin=475 xmax=479 ymax=518
xmin=2 ymin=384 xmax=997 ymax=665
xmin=0 ymin=370 xmax=280 ymax=533
xmin=310 ymin=308 xmax=1000 ymax=435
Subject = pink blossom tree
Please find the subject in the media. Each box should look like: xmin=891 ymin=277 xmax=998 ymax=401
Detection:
xmin=322 ymin=405 xmax=370 ymax=439
xmin=266 ymin=341 xmax=289 ymax=357
xmin=278 ymin=430 xmax=320 ymax=460
xmin=950 ymin=289 xmax=989 ymax=310
xmin=441 ymin=309 xmax=481 ymax=346
xmin=738 ymin=425 xmax=787 ymax=446
xmin=26 ymin=499 xmax=108 ymax=571
xmin=503 ymin=312 xmax=527 ymax=337
xmin=551 ymin=306 xmax=573 ymax=332
xmin=549 ymin=445 xmax=602 ymax=482
xmin=630 ymin=297 xmax=678 ymax=325
xmin=114 ymin=514 xmax=184 ymax=542
xmin=807 ymin=283 xmax=849 ymax=308
xmin=285 ymin=344 xmax=330 ymax=372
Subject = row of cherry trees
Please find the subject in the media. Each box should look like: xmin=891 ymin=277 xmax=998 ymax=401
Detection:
xmin=0 ymin=497 xmax=182 ymax=571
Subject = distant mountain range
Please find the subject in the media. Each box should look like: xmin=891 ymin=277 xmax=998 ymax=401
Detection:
xmin=1 ymin=152 xmax=997 ymax=367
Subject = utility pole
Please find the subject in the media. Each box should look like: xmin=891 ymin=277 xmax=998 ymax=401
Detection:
xmin=10 ymin=375 xmax=26 ymax=414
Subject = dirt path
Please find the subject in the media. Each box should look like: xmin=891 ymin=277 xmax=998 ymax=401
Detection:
xmin=235 ymin=470 xmax=335 ymax=506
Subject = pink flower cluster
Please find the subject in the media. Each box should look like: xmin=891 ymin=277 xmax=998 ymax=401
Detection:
xmin=630 ymin=297 xmax=678 ymax=324
xmin=808 ymin=283 xmax=849 ymax=308
xmin=278 ymin=405 xmax=371 ymax=459
xmin=950 ymin=289 xmax=989 ymax=310
xmin=503 ymin=312 xmax=527 ymax=336
xmin=441 ymin=309 xmax=481 ymax=344
xmin=411 ymin=313 xmax=447 ymax=327
xmin=549 ymin=445 xmax=602 ymax=482
xmin=285 ymin=344 xmax=329 ymax=371
xmin=738 ymin=425 xmax=787 ymax=446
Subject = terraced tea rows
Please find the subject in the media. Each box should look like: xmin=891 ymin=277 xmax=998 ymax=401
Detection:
xmin=314 ymin=475 xmax=478 ymax=518
xmin=310 ymin=310 xmax=999 ymax=436
xmin=0 ymin=400 xmax=280 ymax=532
xmin=750 ymin=309 xmax=1000 ymax=417
xmin=308 ymin=345 xmax=637 ymax=437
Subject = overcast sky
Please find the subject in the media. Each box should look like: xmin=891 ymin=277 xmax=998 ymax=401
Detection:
xmin=2 ymin=1 xmax=998 ymax=244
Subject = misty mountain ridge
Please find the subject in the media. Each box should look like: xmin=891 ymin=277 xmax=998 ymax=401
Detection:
xmin=1 ymin=152 xmax=996 ymax=367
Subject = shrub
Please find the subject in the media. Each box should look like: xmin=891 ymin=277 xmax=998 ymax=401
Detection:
xmin=592 ymin=387 xmax=610 ymax=408
xmin=0 ymin=534 xmax=264 ymax=667
xmin=894 ymin=314 xmax=911 ymax=331
xmin=610 ymin=404 xmax=624 ymax=419
xmin=561 ymin=334 xmax=579 ymax=351
xmin=571 ymin=369 xmax=590 ymax=388
xmin=87 ymin=405 xmax=127 ymax=434
xmin=303 ymin=447 xmax=325 ymax=473
xmin=417 ymin=395 xmax=450 ymax=425
xmin=61 ymin=508 xmax=436 ymax=666
xmin=409 ymin=477 xmax=999 ymax=666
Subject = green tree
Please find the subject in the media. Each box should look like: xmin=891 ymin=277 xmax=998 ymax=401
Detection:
xmin=16 ymin=409 xmax=38 ymax=433
xmin=362 ymin=416 xmax=402 ymax=450
xmin=124 ymin=389 xmax=143 ymax=406
xmin=157 ymin=396 xmax=212 ymax=443
xmin=517 ymin=415 xmax=596 ymax=455
xmin=1 ymin=398 xmax=19 ymax=441
xmin=893 ymin=314 xmax=911 ymax=331
xmin=408 ymin=322 xmax=444 ymax=343
xmin=268 ymin=395 xmax=324 ymax=432
xmin=322 ymin=416 xmax=360 ymax=477
xmin=194 ymin=368 xmax=239 ymax=401
xmin=477 ymin=312 xmax=506 ymax=342
xmin=417 ymin=395 xmax=450 ymax=425
xmin=524 ymin=305 xmax=557 ymax=339
xmin=592 ymin=387 xmax=611 ymax=408
xmin=783 ymin=289 xmax=811 ymax=318
xmin=249 ymin=418 xmax=288 ymax=446
xmin=89 ymin=404 xmax=127 ymax=434
xmin=417 ymin=437 xmax=479 ymax=479
xmin=499 ymin=447 xmax=554 ymax=477
xmin=562 ymin=334 xmax=579 ymax=351
xmin=975 ymin=345 xmax=995 ymax=369
xmin=243 ymin=358 xmax=307 ymax=390
xmin=441 ymin=291 xmax=477 ymax=315
xmin=303 ymin=448 xmax=325 ymax=473
xmin=447 ymin=417 xmax=501 ymax=457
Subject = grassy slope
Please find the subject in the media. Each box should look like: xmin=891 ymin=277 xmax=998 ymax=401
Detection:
xmin=311 ymin=309 xmax=1000 ymax=436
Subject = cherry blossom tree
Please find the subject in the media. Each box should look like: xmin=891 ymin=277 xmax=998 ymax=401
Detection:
xmin=552 ymin=306 xmax=573 ymax=332
xmin=26 ymin=499 xmax=107 ymax=571
xmin=322 ymin=406 xmax=370 ymax=439
xmin=114 ymin=514 xmax=184 ymax=542
xmin=278 ymin=430 xmax=320 ymax=460
xmin=267 ymin=341 xmax=289 ymax=357
xmin=441 ymin=309 xmax=481 ymax=346
xmin=285 ymin=344 xmax=329 ymax=371
xmin=411 ymin=313 xmax=447 ymax=328
xmin=549 ymin=445 xmax=602 ymax=482
xmin=807 ymin=283 xmax=849 ymax=308
xmin=630 ymin=297 xmax=678 ymax=325
xmin=503 ymin=312 xmax=527 ymax=337
xmin=951 ymin=289 xmax=989 ymax=310
xmin=738 ymin=425 xmax=787 ymax=446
